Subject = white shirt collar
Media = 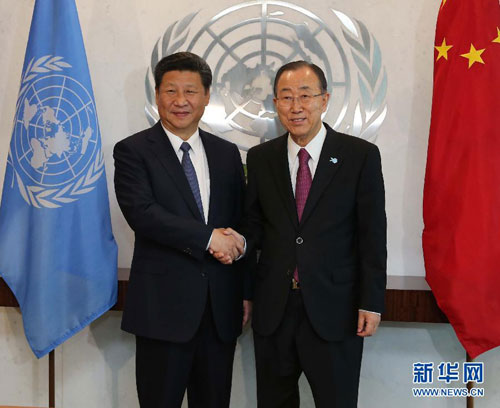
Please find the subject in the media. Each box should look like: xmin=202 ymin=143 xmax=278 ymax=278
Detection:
xmin=160 ymin=122 xmax=202 ymax=157
xmin=287 ymin=124 xmax=326 ymax=164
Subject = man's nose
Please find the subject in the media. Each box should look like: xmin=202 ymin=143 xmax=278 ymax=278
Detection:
xmin=173 ymin=93 xmax=188 ymax=105
xmin=291 ymin=97 xmax=303 ymax=111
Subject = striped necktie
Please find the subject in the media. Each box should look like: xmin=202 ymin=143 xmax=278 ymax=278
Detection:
xmin=180 ymin=142 xmax=204 ymax=220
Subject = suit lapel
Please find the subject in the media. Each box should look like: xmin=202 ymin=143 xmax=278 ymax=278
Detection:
xmin=268 ymin=136 xmax=299 ymax=229
xmin=300 ymin=127 xmax=344 ymax=226
xmin=146 ymin=122 xmax=204 ymax=222
xmin=199 ymin=129 xmax=219 ymax=225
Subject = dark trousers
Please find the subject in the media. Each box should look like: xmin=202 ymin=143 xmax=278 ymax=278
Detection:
xmin=135 ymin=299 xmax=236 ymax=408
xmin=254 ymin=290 xmax=363 ymax=408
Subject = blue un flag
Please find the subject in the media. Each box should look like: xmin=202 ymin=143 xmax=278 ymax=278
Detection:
xmin=0 ymin=0 xmax=117 ymax=358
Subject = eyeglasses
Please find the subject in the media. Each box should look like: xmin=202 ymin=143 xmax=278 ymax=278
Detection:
xmin=275 ymin=93 xmax=324 ymax=107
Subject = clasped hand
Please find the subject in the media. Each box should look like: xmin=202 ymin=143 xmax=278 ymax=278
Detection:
xmin=209 ymin=228 xmax=245 ymax=264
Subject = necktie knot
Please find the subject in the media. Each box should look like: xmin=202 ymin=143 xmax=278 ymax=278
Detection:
xmin=180 ymin=142 xmax=191 ymax=154
xmin=298 ymin=148 xmax=310 ymax=165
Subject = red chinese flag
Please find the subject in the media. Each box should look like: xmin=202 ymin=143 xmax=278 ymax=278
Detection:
xmin=423 ymin=0 xmax=500 ymax=358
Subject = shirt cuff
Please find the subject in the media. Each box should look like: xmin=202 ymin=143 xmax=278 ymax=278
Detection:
xmin=235 ymin=236 xmax=247 ymax=261
xmin=359 ymin=309 xmax=381 ymax=316
xmin=206 ymin=230 xmax=213 ymax=251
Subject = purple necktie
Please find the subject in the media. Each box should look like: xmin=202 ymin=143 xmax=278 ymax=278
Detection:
xmin=294 ymin=148 xmax=312 ymax=282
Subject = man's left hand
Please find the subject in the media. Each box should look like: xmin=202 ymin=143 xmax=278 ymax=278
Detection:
xmin=356 ymin=310 xmax=381 ymax=337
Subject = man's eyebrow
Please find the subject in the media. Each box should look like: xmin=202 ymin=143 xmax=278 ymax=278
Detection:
xmin=278 ymin=85 xmax=313 ymax=92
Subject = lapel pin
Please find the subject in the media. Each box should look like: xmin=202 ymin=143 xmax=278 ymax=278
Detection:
xmin=330 ymin=157 xmax=338 ymax=164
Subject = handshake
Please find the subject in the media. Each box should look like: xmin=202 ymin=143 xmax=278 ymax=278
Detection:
xmin=209 ymin=227 xmax=245 ymax=265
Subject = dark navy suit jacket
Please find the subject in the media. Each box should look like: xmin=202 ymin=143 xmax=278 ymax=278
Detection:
xmin=114 ymin=122 xmax=251 ymax=343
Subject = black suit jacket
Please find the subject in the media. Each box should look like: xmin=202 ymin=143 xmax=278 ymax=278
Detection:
xmin=243 ymin=123 xmax=386 ymax=341
xmin=114 ymin=122 xmax=250 ymax=343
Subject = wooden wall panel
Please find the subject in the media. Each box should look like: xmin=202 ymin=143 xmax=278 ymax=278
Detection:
xmin=1 ymin=274 xmax=449 ymax=323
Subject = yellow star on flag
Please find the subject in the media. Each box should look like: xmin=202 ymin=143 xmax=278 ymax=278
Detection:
xmin=493 ymin=27 xmax=500 ymax=44
xmin=440 ymin=0 xmax=448 ymax=9
xmin=435 ymin=38 xmax=453 ymax=61
xmin=460 ymin=44 xmax=485 ymax=68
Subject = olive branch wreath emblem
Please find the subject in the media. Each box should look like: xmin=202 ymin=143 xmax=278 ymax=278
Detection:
xmin=145 ymin=8 xmax=387 ymax=142
xmin=332 ymin=9 xmax=387 ymax=141
xmin=9 ymin=55 xmax=105 ymax=209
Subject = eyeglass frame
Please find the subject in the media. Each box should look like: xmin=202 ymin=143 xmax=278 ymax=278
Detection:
xmin=274 ymin=92 xmax=325 ymax=107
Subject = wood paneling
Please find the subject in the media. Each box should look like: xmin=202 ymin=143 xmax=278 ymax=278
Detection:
xmin=382 ymin=289 xmax=448 ymax=323
xmin=1 ymin=272 xmax=449 ymax=323
xmin=0 ymin=278 xmax=18 ymax=307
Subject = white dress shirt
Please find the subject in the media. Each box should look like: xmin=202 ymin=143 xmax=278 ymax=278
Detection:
xmin=160 ymin=124 xmax=246 ymax=256
xmin=161 ymin=124 xmax=210 ymax=224
xmin=287 ymin=124 xmax=326 ymax=195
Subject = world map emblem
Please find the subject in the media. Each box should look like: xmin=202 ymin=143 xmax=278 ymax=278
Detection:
xmin=145 ymin=1 xmax=387 ymax=153
xmin=9 ymin=55 xmax=105 ymax=208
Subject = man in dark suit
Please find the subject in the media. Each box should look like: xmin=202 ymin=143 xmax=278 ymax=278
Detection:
xmin=226 ymin=61 xmax=386 ymax=407
xmin=113 ymin=52 xmax=251 ymax=408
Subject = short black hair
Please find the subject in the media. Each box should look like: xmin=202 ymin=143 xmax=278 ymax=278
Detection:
xmin=154 ymin=52 xmax=212 ymax=92
xmin=273 ymin=61 xmax=327 ymax=97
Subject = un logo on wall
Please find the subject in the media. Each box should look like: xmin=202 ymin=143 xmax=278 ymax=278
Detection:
xmin=145 ymin=1 xmax=387 ymax=153
xmin=9 ymin=55 xmax=105 ymax=208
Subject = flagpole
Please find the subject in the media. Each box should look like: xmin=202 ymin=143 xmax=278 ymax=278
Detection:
xmin=466 ymin=353 xmax=473 ymax=408
xmin=49 ymin=350 xmax=55 ymax=408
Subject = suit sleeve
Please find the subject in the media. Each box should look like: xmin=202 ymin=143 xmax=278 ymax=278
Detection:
xmin=240 ymin=148 xmax=265 ymax=253
xmin=113 ymin=139 xmax=212 ymax=261
xmin=356 ymin=144 xmax=387 ymax=313
xmin=231 ymin=146 xmax=255 ymax=300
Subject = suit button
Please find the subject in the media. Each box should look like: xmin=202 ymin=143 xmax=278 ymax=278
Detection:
xmin=201 ymin=272 xmax=207 ymax=278
xmin=296 ymin=237 xmax=303 ymax=245
xmin=184 ymin=248 xmax=192 ymax=254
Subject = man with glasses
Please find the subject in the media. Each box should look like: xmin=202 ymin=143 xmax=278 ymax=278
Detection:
xmin=227 ymin=61 xmax=387 ymax=407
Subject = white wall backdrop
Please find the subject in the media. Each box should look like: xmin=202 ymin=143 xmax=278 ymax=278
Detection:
xmin=0 ymin=0 xmax=499 ymax=407
xmin=0 ymin=0 xmax=432 ymax=278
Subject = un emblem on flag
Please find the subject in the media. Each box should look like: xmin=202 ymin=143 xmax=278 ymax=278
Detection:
xmin=9 ymin=55 xmax=105 ymax=208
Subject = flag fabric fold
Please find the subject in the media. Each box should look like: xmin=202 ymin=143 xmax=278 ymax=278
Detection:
xmin=423 ymin=0 xmax=500 ymax=358
xmin=0 ymin=0 xmax=117 ymax=358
